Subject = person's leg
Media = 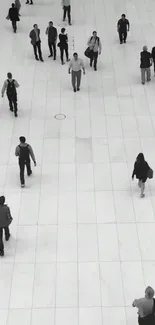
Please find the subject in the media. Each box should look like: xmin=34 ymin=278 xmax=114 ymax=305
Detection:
xmin=19 ymin=160 xmax=25 ymax=186
xmin=119 ymin=31 xmax=123 ymax=43
xmin=14 ymin=21 xmax=17 ymax=32
xmin=93 ymin=52 xmax=98 ymax=70
xmin=71 ymin=71 xmax=76 ymax=91
xmin=26 ymin=159 xmax=32 ymax=176
xmin=0 ymin=228 xmax=4 ymax=254
xmin=124 ymin=31 xmax=127 ymax=42
xmin=67 ymin=5 xmax=71 ymax=24
xmin=37 ymin=41 xmax=43 ymax=61
xmin=140 ymin=181 xmax=145 ymax=197
xmin=52 ymin=42 xmax=56 ymax=60
xmin=4 ymin=227 xmax=10 ymax=241
xmin=60 ymin=48 xmax=64 ymax=64
xmin=77 ymin=70 xmax=81 ymax=90
xmin=48 ymin=41 xmax=53 ymax=56
xmin=146 ymin=67 xmax=151 ymax=81
xmin=33 ymin=44 xmax=38 ymax=60
xmin=65 ymin=45 xmax=69 ymax=61
xmin=63 ymin=6 xmax=67 ymax=21
xmin=7 ymin=95 xmax=13 ymax=111
xmin=90 ymin=53 xmax=94 ymax=67
xmin=141 ymin=68 xmax=145 ymax=84
xmin=12 ymin=21 xmax=16 ymax=32
xmin=13 ymin=94 xmax=18 ymax=117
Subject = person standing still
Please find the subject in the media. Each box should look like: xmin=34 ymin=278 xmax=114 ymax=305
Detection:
xmin=0 ymin=196 xmax=12 ymax=257
xmin=45 ymin=21 xmax=57 ymax=59
xmin=8 ymin=3 xmax=20 ymax=33
xmin=15 ymin=136 xmax=36 ymax=188
xmin=87 ymin=31 xmax=102 ymax=71
xmin=1 ymin=72 xmax=19 ymax=117
xmin=140 ymin=46 xmax=152 ymax=84
xmin=117 ymin=14 xmax=130 ymax=44
xmin=59 ymin=28 xmax=70 ymax=64
xmin=68 ymin=53 xmax=85 ymax=92
xmin=62 ymin=0 xmax=71 ymax=25
xmin=29 ymin=24 xmax=44 ymax=61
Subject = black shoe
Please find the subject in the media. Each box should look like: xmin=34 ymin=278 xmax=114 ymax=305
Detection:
xmin=90 ymin=62 xmax=92 ymax=67
xmin=26 ymin=1 xmax=29 ymax=3
xmin=77 ymin=88 xmax=80 ymax=91
xmin=94 ymin=67 xmax=97 ymax=71
xmin=0 ymin=251 xmax=4 ymax=257
xmin=35 ymin=57 xmax=39 ymax=61
xmin=48 ymin=54 xmax=53 ymax=58
xmin=124 ymin=40 xmax=126 ymax=43
xmin=61 ymin=61 xmax=65 ymax=65
xmin=10 ymin=108 xmax=13 ymax=112
xmin=28 ymin=171 xmax=32 ymax=176
xmin=30 ymin=2 xmax=33 ymax=4
xmin=40 ymin=58 xmax=44 ymax=62
xmin=69 ymin=23 xmax=72 ymax=25
xmin=14 ymin=112 xmax=18 ymax=117
xmin=73 ymin=88 xmax=76 ymax=92
xmin=6 ymin=234 xmax=10 ymax=241
xmin=67 ymin=58 xmax=70 ymax=62
xmin=53 ymin=58 xmax=56 ymax=60
xmin=120 ymin=41 xmax=122 ymax=44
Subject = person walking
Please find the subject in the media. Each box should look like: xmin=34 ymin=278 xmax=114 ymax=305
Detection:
xmin=29 ymin=24 xmax=44 ymax=61
xmin=1 ymin=72 xmax=19 ymax=117
xmin=15 ymin=0 xmax=21 ymax=15
xmin=15 ymin=136 xmax=36 ymax=188
xmin=132 ymin=286 xmax=155 ymax=325
xmin=58 ymin=28 xmax=69 ymax=64
xmin=45 ymin=21 xmax=57 ymax=59
xmin=132 ymin=153 xmax=151 ymax=198
xmin=0 ymin=196 xmax=13 ymax=257
xmin=117 ymin=14 xmax=130 ymax=44
xmin=68 ymin=53 xmax=85 ymax=92
xmin=151 ymin=46 xmax=155 ymax=76
xmin=140 ymin=46 xmax=152 ymax=84
xmin=87 ymin=31 xmax=102 ymax=71
xmin=62 ymin=0 xmax=71 ymax=25
xmin=8 ymin=3 xmax=20 ymax=33
xmin=26 ymin=0 xmax=33 ymax=4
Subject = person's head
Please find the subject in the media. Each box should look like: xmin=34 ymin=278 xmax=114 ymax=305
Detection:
xmin=145 ymin=286 xmax=154 ymax=299
xmin=49 ymin=21 xmax=53 ymax=27
xmin=93 ymin=31 xmax=97 ymax=37
xmin=33 ymin=24 xmax=38 ymax=30
xmin=143 ymin=45 xmax=148 ymax=51
xmin=121 ymin=14 xmax=126 ymax=20
xmin=12 ymin=3 xmax=15 ymax=7
xmin=61 ymin=28 xmax=65 ymax=34
xmin=0 ymin=196 xmax=5 ymax=206
xmin=7 ymin=72 xmax=12 ymax=80
xmin=19 ymin=136 xmax=26 ymax=143
xmin=136 ymin=153 xmax=145 ymax=163
xmin=73 ymin=52 xmax=78 ymax=60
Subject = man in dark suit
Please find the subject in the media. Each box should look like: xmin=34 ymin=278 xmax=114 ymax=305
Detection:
xmin=29 ymin=24 xmax=44 ymax=61
xmin=8 ymin=3 xmax=19 ymax=33
xmin=45 ymin=21 xmax=57 ymax=59
xmin=117 ymin=14 xmax=130 ymax=44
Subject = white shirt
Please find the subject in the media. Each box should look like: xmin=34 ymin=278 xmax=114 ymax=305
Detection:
xmin=69 ymin=58 xmax=84 ymax=71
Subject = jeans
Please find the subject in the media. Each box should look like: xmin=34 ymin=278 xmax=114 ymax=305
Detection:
xmin=19 ymin=159 xmax=32 ymax=185
xmin=12 ymin=20 xmax=17 ymax=32
xmin=0 ymin=227 xmax=10 ymax=252
xmin=119 ymin=31 xmax=127 ymax=43
xmin=60 ymin=45 xmax=69 ymax=63
xmin=33 ymin=41 xmax=43 ymax=60
xmin=71 ymin=70 xmax=81 ymax=89
xmin=90 ymin=51 xmax=98 ymax=69
xmin=48 ymin=41 xmax=56 ymax=59
xmin=141 ymin=67 xmax=151 ymax=83
xmin=7 ymin=93 xmax=18 ymax=114
xmin=63 ymin=5 xmax=71 ymax=24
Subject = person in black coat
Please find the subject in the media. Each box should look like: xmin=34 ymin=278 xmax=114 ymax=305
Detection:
xmin=0 ymin=196 xmax=12 ymax=256
xmin=8 ymin=3 xmax=19 ymax=33
xmin=117 ymin=14 xmax=130 ymax=44
xmin=132 ymin=153 xmax=150 ymax=198
xmin=58 ymin=28 xmax=70 ymax=64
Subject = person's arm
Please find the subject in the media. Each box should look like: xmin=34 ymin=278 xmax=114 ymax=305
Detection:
xmin=150 ymin=53 xmax=153 ymax=65
xmin=14 ymin=80 xmax=20 ymax=88
xmin=127 ymin=19 xmax=130 ymax=31
xmin=45 ymin=27 xmax=48 ymax=35
xmin=98 ymin=39 xmax=102 ymax=54
xmin=55 ymin=28 xmax=58 ymax=42
xmin=117 ymin=20 xmax=120 ymax=32
xmin=132 ymin=162 xmax=136 ymax=179
xmin=81 ymin=60 xmax=85 ymax=74
xmin=15 ymin=145 xmax=20 ymax=157
xmin=1 ymin=80 xmax=7 ymax=97
xmin=68 ymin=60 xmax=72 ymax=73
xmin=28 ymin=145 xmax=36 ymax=165
xmin=132 ymin=299 xmax=136 ymax=307
xmin=29 ymin=31 xmax=32 ymax=39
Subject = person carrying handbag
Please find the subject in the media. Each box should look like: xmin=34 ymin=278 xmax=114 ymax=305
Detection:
xmin=0 ymin=196 xmax=13 ymax=257
xmin=87 ymin=31 xmax=102 ymax=71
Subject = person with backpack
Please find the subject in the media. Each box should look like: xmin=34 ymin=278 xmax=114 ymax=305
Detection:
xmin=132 ymin=153 xmax=152 ymax=198
xmin=132 ymin=286 xmax=155 ymax=325
xmin=87 ymin=31 xmax=102 ymax=71
xmin=1 ymin=72 xmax=19 ymax=117
xmin=0 ymin=196 xmax=13 ymax=257
xmin=8 ymin=3 xmax=20 ymax=33
xmin=15 ymin=136 xmax=36 ymax=187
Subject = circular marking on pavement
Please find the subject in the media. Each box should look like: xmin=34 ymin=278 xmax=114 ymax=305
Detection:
xmin=54 ymin=114 xmax=66 ymax=120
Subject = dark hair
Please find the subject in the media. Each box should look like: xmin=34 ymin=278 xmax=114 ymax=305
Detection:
xmin=122 ymin=14 xmax=126 ymax=17
xmin=7 ymin=72 xmax=12 ymax=79
xmin=73 ymin=52 xmax=78 ymax=56
xmin=0 ymin=196 xmax=5 ymax=205
xmin=12 ymin=3 xmax=15 ymax=7
xmin=49 ymin=21 xmax=53 ymax=24
xmin=61 ymin=28 xmax=65 ymax=33
xmin=136 ymin=153 xmax=145 ymax=163
xmin=19 ymin=136 xmax=26 ymax=143
xmin=93 ymin=31 xmax=97 ymax=34
xmin=33 ymin=24 xmax=37 ymax=28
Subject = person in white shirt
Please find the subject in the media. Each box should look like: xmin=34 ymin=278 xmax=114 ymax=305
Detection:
xmin=62 ymin=0 xmax=71 ymax=25
xmin=87 ymin=31 xmax=102 ymax=71
xmin=68 ymin=53 xmax=85 ymax=92
xmin=132 ymin=286 xmax=155 ymax=324
xmin=1 ymin=72 xmax=19 ymax=117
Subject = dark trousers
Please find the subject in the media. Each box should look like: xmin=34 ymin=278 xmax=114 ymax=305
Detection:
xmin=63 ymin=5 xmax=71 ymax=24
xmin=119 ymin=31 xmax=127 ymax=43
xmin=0 ymin=227 xmax=10 ymax=252
xmin=60 ymin=46 xmax=68 ymax=63
xmin=7 ymin=93 xmax=17 ymax=114
xmin=71 ymin=70 xmax=81 ymax=89
xmin=12 ymin=20 xmax=17 ymax=32
xmin=33 ymin=41 xmax=43 ymax=60
xmin=19 ymin=159 xmax=32 ymax=185
xmin=153 ymin=60 xmax=155 ymax=72
xmin=90 ymin=51 xmax=98 ymax=69
xmin=48 ymin=41 xmax=56 ymax=59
